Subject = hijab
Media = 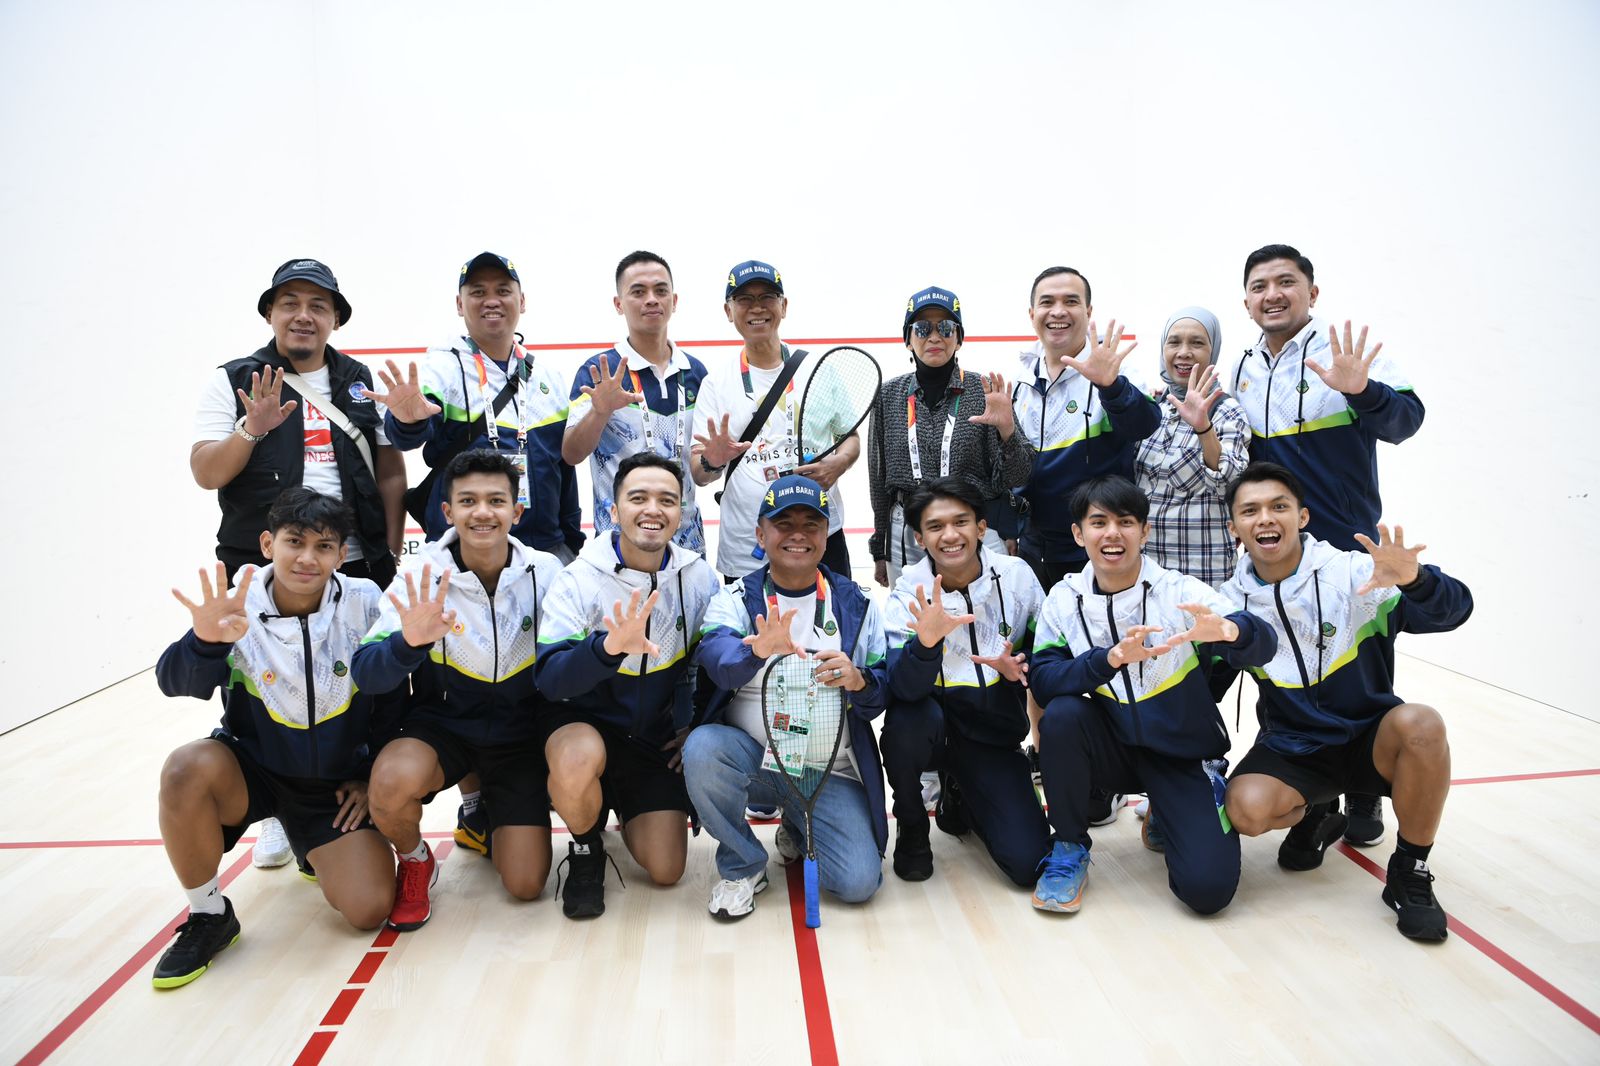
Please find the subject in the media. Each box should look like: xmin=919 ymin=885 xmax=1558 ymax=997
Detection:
xmin=1159 ymin=306 xmax=1221 ymax=401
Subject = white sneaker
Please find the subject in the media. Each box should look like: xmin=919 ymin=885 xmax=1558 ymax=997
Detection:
xmin=774 ymin=824 xmax=803 ymax=864
xmin=745 ymin=804 xmax=781 ymax=822
xmin=920 ymin=771 xmax=941 ymax=812
xmin=252 ymin=817 xmax=292 ymax=868
xmin=708 ymin=870 xmax=770 ymax=920
xmin=1133 ymin=796 xmax=1150 ymax=820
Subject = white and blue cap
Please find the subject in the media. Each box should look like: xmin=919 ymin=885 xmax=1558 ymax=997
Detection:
xmin=902 ymin=285 xmax=963 ymax=343
xmin=725 ymin=259 xmax=784 ymax=299
xmin=759 ymin=474 xmax=831 ymax=522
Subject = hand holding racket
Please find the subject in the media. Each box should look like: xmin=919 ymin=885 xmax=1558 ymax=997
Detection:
xmin=810 ymin=648 xmax=864 ymax=691
xmin=761 ymin=652 xmax=849 ymax=929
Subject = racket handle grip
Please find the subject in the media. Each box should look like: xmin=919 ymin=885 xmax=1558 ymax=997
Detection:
xmin=803 ymin=857 xmax=820 ymax=928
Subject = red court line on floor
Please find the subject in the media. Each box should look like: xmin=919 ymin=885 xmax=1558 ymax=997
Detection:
xmin=784 ymin=861 xmax=840 ymax=1066
xmin=1451 ymin=768 xmax=1600 ymax=786
xmin=344 ymin=335 xmax=1041 ymax=357
xmin=1336 ymin=843 xmax=1600 ymax=1037
xmin=294 ymin=840 xmax=455 ymax=1066
xmin=16 ymin=849 xmax=257 ymax=1066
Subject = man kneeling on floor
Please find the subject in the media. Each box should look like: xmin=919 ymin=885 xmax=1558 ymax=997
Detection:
xmin=1030 ymin=476 xmax=1277 ymax=915
xmin=881 ymin=476 xmax=1050 ymax=886
xmin=153 ymin=489 xmax=399 ymax=988
xmin=354 ymin=450 xmax=564 ymax=930
xmin=1220 ymin=462 xmax=1472 ymax=942
xmin=683 ymin=475 xmax=889 ymax=919
xmin=535 ymin=454 xmax=721 ymax=919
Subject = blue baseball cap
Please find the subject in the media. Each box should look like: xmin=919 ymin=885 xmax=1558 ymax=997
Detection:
xmin=725 ymin=259 xmax=784 ymax=299
xmin=459 ymin=252 xmax=521 ymax=289
xmin=258 ymin=258 xmax=352 ymax=325
xmin=902 ymin=286 xmax=963 ymax=343
xmin=759 ymin=475 xmax=831 ymax=522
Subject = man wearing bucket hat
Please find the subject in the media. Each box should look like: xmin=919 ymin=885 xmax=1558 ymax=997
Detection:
xmin=191 ymin=258 xmax=406 ymax=591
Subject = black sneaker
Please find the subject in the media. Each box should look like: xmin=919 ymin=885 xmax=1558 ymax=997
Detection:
xmin=1087 ymin=788 xmax=1126 ymax=827
xmin=559 ymin=839 xmax=607 ymax=919
xmin=893 ymin=818 xmax=934 ymax=882
xmin=1383 ymin=852 xmax=1449 ymax=942
xmin=152 ymin=897 xmax=241 ymax=989
xmin=935 ymin=772 xmax=970 ymax=836
xmin=1277 ymin=801 xmax=1349 ymax=871
xmin=1343 ymin=793 xmax=1385 ymax=846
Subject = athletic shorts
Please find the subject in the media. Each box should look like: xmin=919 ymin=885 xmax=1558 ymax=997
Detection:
xmin=396 ymin=715 xmax=552 ymax=828
xmin=1231 ymin=712 xmax=1393 ymax=805
xmin=208 ymin=732 xmax=378 ymax=866
xmin=539 ymin=709 xmax=691 ymax=823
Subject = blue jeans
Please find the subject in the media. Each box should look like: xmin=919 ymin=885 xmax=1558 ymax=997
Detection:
xmin=682 ymin=723 xmax=882 ymax=903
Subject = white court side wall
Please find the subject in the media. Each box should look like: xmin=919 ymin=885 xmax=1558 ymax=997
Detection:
xmin=0 ymin=0 xmax=1594 ymax=733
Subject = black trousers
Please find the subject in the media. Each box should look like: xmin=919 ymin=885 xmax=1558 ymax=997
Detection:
xmin=880 ymin=696 xmax=1051 ymax=887
xmin=1038 ymin=694 xmax=1239 ymax=915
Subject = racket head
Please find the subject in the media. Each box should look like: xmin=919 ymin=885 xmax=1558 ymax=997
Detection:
xmin=803 ymin=856 xmax=821 ymax=928
xmin=797 ymin=345 xmax=881 ymax=465
xmin=759 ymin=652 xmax=846 ymax=802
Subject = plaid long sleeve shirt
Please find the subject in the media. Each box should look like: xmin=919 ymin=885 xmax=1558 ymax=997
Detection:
xmin=1134 ymin=394 xmax=1250 ymax=588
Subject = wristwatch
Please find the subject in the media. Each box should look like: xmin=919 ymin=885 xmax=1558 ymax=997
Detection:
xmin=699 ymin=454 xmax=725 ymax=474
xmin=234 ymin=416 xmax=268 ymax=443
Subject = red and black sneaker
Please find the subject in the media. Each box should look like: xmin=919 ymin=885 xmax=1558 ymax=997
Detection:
xmin=388 ymin=844 xmax=438 ymax=931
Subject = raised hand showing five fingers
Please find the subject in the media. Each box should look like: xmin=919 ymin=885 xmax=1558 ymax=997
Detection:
xmin=743 ymin=606 xmax=803 ymax=660
xmin=1106 ymin=624 xmax=1172 ymax=669
xmin=694 ymin=414 xmax=753 ymax=469
xmin=366 ymin=359 xmax=443 ymax=425
xmin=390 ymin=564 xmax=456 ymax=648
xmin=172 ymin=563 xmax=255 ymax=644
xmin=1354 ymin=524 xmax=1425 ymax=594
xmin=235 ymin=367 xmax=298 ymax=437
xmin=966 ymin=372 xmax=1016 ymax=438
xmin=1305 ymin=320 xmax=1383 ymax=396
xmin=1166 ymin=364 xmax=1224 ymax=431
xmin=602 ymin=588 xmax=662 ymax=657
xmin=581 ymin=354 xmax=645 ymax=416
xmin=1061 ymin=319 xmax=1138 ymax=388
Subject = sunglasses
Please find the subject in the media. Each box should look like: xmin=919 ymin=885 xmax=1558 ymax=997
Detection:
xmin=911 ymin=320 xmax=959 ymax=339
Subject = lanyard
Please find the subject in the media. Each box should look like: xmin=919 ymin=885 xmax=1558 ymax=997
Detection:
xmin=471 ymin=343 xmax=530 ymax=450
xmin=740 ymin=345 xmax=798 ymax=464
xmin=906 ymin=389 xmax=961 ymax=481
xmin=630 ymin=360 xmax=688 ymax=461
xmin=764 ymin=573 xmax=831 ymax=644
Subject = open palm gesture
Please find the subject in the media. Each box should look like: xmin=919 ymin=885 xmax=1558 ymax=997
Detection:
xmin=602 ymin=588 xmax=662 ymax=657
xmin=236 ymin=367 xmax=298 ymax=437
xmin=971 ymin=639 xmax=1028 ymax=685
xmin=694 ymin=414 xmax=753 ymax=469
xmin=581 ymin=354 xmax=646 ymax=416
xmin=390 ymin=565 xmax=456 ymax=648
xmin=1061 ymin=319 xmax=1138 ymax=387
xmin=366 ymin=359 xmax=443 ymax=424
xmin=744 ymin=606 xmax=803 ymax=660
xmin=908 ymin=576 xmax=975 ymax=649
xmin=172 ymin=563 xmax=255 ymax=644
xmin=1171 ymin=603 xmax=1240 ymax=645
xmin=966 ymin=372 xmax=1016 ymax=438
xmin=1354 ymin=524 xmax=1425 ymax=594
xmin=1166 ymin=365 xmax=1224 ymax=431
xmin=1306 ymin=320 xmax=1383 ymax=396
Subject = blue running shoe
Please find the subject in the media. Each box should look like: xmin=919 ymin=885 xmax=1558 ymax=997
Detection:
xmin=1032 ymin=841 xmax=1090 ymax=913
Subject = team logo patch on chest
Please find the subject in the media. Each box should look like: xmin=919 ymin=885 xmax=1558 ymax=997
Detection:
xmin=1065 ymin=400 xmax=1079 ymax=414
xmin=333 ymin=661 xmax=348 ymax=676
xmin=521 ymin=616 xmax=533 ymax=632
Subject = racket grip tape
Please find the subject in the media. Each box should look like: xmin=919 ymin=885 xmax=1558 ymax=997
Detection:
xmin=803 ymin=857 xmax=820 ymax=928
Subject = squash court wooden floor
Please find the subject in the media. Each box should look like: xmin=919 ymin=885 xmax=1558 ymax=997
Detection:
xmin=3 ymin=654 xmax=1598 ymax=1065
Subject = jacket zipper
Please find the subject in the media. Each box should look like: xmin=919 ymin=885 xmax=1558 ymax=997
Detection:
xmin=1103 ymin=595 xmax=1143 ymax=746
xmin=634 ymin=573 xmax=658 ymax=738
xmin=299 ymin=617 xmax=319 ymax=780
xmin=1271 ymin=582 xmax=1312 ymax=689
xmin=957 ymin=588 xmax=982 ymax=686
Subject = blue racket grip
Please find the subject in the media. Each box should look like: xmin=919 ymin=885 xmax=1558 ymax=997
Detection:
xmin=803 ymin=857 xmax=820 ymax=928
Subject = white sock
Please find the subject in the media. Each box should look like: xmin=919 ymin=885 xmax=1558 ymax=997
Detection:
xmin=399 ymin=839 xmax=431 ymax=863
xmin=185 ymin=877 xmax=225 ymax=916
xmin=460 ymin=790 xmax=481 ymax=815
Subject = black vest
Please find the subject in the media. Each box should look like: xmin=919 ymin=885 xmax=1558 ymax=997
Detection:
xmin=215 ymin=342 xmax=387 ymax=561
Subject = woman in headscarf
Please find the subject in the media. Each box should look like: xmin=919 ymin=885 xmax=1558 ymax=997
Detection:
xmin=868 ymin=286 xmax=1034 ymax=587
xmin=1134 ymin=307 xmax=1250 ymax=589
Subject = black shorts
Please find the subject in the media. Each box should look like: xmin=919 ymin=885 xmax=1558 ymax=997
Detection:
xmin=397 ymin=715 xmax=552 ymax=828
xmin=540 ymin=709 xmax=691 ymax=823
xmin=209 ymin=733 xmax=378 ymax=866
xmin=1231 ymin=713 xmax=1393 ymax=806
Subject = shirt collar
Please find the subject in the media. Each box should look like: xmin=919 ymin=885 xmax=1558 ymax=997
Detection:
xmin=615 ymin=336 xmax=687 ymax=382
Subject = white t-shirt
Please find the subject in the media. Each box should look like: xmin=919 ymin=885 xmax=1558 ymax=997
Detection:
xmin=724 ymin=588 xmax=858 ymax=781
xmin=694 ymin=354 xmax=847 ymax=578
xmin=195 ymin=364 xmax=389 ymax=558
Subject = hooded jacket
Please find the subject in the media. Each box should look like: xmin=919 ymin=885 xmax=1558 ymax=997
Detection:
xmin=155 ymin=565 xmax=387 ymax=781
xmin=1220 ymin=534 xmax=1472 ymax=755
xmin=535 ymin=534 xmax=721 ymax=744
xmin=1009 ymin=344 xmax=1161 ymax=564
xmin=884 ymin=551 xmax=1045 ymax=748
xmin=1229 ymin=317 xmax=1424 ymax=550
xmin=696 ymin=566 xmax=891 ymax=854
xmin=351 ymin=529 xmax=564 ymax=745
xmin=1031 ymin=556 xmax=1276 ymax=760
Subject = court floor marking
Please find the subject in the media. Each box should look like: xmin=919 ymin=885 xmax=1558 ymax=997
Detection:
xmin=783 ymin=860 xmax=840 ymax=1066
xmin=292 ymin=840 xmax=457 ymax=1066
xmin=1337 ymin=842 xmax=1600 ymax=1038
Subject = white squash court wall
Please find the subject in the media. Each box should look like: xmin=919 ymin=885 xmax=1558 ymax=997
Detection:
xmin=1 ymin=0 xmax=1595 ymax=734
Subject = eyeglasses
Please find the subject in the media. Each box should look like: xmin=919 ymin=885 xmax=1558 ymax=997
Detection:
xmin=731 ymin=292 xmax=783 ymax=308
xmin=911 ymin=320 xmax=959 ymax=339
